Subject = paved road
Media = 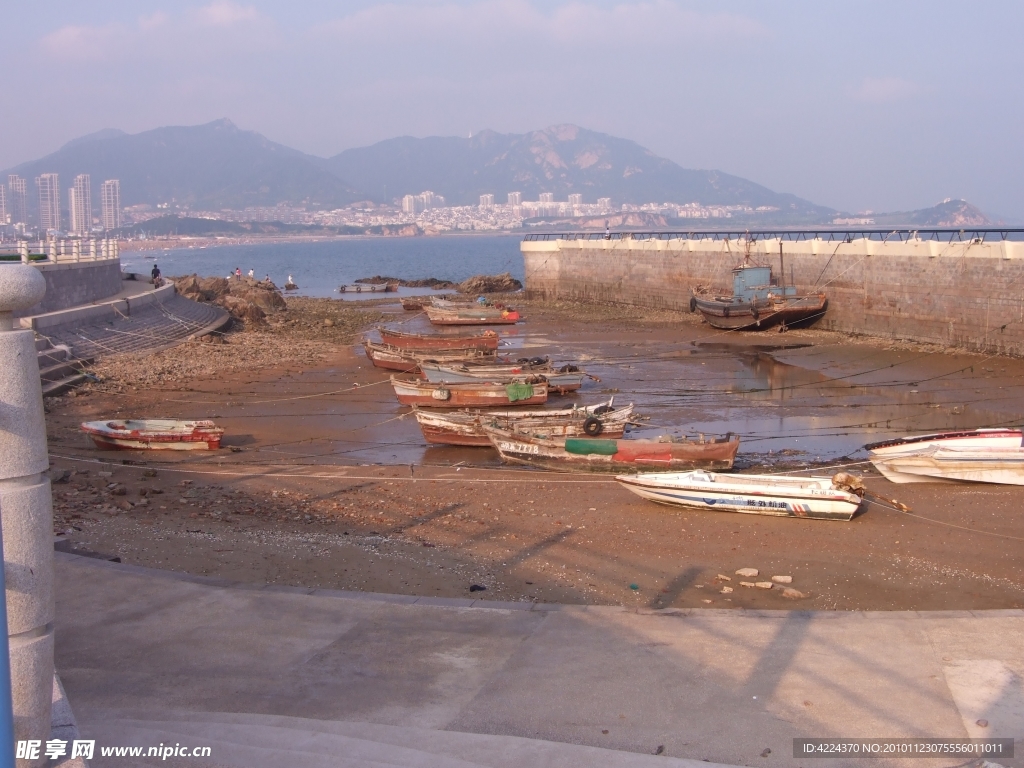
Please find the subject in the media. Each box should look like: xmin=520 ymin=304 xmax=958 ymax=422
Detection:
xmin=55 ymin=553 xmax=1022 ymax=768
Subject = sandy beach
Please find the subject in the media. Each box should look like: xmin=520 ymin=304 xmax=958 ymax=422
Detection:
xmin=44 ymin=295 xmax=1024 ymax=612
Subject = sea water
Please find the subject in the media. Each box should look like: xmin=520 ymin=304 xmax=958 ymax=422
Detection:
xmin=119 ymin=234 xmax=525 ymax=299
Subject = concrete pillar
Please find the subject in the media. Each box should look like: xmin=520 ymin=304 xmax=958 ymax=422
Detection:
xmin=18 ymin=243 xmax=27 ymax=265
xmin=72 ymin=241 xmax=80 ymax=263
xmin=0 ymin=266 xmax=53 ymax=767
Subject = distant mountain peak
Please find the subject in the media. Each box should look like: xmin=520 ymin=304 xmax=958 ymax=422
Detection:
xmin=60 ymin=128 xmax=128 ymax=151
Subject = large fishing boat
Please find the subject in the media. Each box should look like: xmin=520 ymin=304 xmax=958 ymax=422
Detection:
xmin=692 ymin=264 xmax=827 ymax=331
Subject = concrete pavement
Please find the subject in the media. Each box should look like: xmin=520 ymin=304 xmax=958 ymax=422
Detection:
xmin=54 ymin=553 xmax=1023 ymax=767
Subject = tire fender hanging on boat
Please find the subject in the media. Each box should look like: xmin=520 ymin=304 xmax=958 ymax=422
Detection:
xmin=583 ymin=417 xmax=604 ymax=437
xmin=689 ymin=296 xmax=697 ymax=313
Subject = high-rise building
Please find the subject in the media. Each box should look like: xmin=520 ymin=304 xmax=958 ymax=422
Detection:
xmin=101 ymin=179 xmax=121 ymax=230
xmin=567 ymin=193 xmax=582 ymax=206
xmin=597 ymin=197 xmax=612 ymax=212
xmin=8 ymin=175 xmax=28 ymax=225
xmin=420 ymin=191 xmax=435 ymax=210
xmin=507 ymin=191 xmax=521 ymax=206
xmin=479 ymin=194 xmax=494 ymax=209
xmin=402 ymin=194 xmax=419 ymax=214
xmin=69 ymin=174 xmax=92 ymax=235
xmin=0 ymin=185 xmax=7 ymax=224
xmin=539 ymin=192 xmax=554 ymax=204
xmin=36 ymin=173 xmax=61 ymax=232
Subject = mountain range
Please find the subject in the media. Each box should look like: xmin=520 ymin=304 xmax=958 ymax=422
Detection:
xmin=1 ymin=119 xmax=992 ymax=226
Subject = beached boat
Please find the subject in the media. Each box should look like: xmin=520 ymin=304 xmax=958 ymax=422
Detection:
xmin=426 ymin=306 xmax=521 ymax=326
xmin=864 ymin=428 xmax=1023 ymax=457
xmin=692 ymin=265 xmax=827 ymax=330
xmin=378 ymin=327 xmax=500 ymax=351
xmin=401 ymin=298 xmax=426 ymax=311
xmin=869 ymin=445 xmax=1024 ymax=485
xmin=419 ymin=361 xmax=585 ymax=394
xmin=339 ymin=282 xmax=396 ymax=293
xmin=615 ymin=470 xmax=863 ymax=521
xmin=414 ymin=400 xmax=634 ymax=446
xmin=391 ymin=376 xmax=548 ymax=408
xmin=362 ymin=341 xmax=496 ymax=373
xmin=81 ymin=419 xmax=224 ymax=451
xmin=483 ymin=426 xmax=739 ymax=473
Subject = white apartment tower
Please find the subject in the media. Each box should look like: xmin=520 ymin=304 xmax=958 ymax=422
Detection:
xmin=567 ymin=193 xmax=582 ymax=206
xmin=101 ymin=179 xmax=121 ymax=230
xmin=69 ymin=174 xmax=92 ymax=235
xmin=507 ymin=191 xmax=521 ymax=206
xmin=479 ymin=194 xmax=494 ymax=209
xmin=402 ymin=195 xmax=418 ymax=214
xmin=0 ymin=185 xmax=6 ymax=224
xmin=8 ymin=175 xmax=28 ymax=225
xmin=538 ymin=192 xmax=554 ymax=203
xmin=36 ymin=173 xmax=61 ymax=232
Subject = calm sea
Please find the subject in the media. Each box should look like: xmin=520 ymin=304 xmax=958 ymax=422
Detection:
xmin=119 ymin=234 xmax=526 ymax=299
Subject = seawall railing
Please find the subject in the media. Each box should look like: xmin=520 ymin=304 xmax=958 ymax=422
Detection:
xmin=0 ymin=238 xmax=120 ymax=264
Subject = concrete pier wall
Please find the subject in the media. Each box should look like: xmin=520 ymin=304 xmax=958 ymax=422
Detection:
xmin=522 ymin=237 xmax=1024 ymax=356
xmin=12 ymin=260 xmax=124 ymax=318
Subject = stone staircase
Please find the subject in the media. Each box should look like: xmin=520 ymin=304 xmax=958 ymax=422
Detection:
xmin=36 ymin=336 xmax=93 ymax=396
xmin=82 ymin=711 xmax=721 ymax=768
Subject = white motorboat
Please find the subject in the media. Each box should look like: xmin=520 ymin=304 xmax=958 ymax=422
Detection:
xmin=81 ymin=419 xmax=224 ymax=450
xmin=864 ymin=428 xmax=1022 ymax=458
xmin=869 ymin=445 xmax=1024 ymax=485
xmin=615 ymin=470 xmax=864 ymax=521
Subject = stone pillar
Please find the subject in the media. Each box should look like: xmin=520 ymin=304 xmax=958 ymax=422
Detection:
xmin=18 ymin=243 xmax=27 ymax=265
xmin=0 ymin=266 xmax=53 ymax=767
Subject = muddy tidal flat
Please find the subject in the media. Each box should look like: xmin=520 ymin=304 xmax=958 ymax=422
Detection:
xmin=45 ymin=296 xmax=1024 ymax=612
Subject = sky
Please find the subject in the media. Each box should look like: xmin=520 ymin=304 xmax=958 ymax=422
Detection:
xmin=4 ymin=1 xmax=1023 ymax=220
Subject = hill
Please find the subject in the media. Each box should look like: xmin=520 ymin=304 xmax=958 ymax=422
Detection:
xmin=325 ymin=124 xmax=833 ymax=215
xmin=868 ymin=199 xmax=991 ymax=228
xmin=2 ymin=119 xmax=360 ymax=210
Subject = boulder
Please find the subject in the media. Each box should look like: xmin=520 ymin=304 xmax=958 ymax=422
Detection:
xmin=197 ymin=276 xmax=230 ymax=300
xmin=215 ymin=295 xmax=266 ymax=325
xmin=458 ymin=272 xmax=523 ymax=294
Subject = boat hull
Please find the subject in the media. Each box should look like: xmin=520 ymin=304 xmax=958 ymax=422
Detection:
xmin=81 ymin=419 xmax=223 ymax=451
xmin=615 ymin=471 xmax=861 ymax=521
xmin=420 ymin=364 xmax=584 ymax=394
xmin=426 ymin=307 xmax=520 ymax=326
xmin=379 ymin=328 xmax=500 ymax=351
xmin=414 ymin=402 xmax=634 ymax=446
xmin=363 ymin=341 xmax=496 ymax=373
xmin=864 ymin=428 xmax=1023 ymax=457
xmin=870 ymin=447 xmax=1024 ymax=485
xmin=483 ymin=427 xmax=739 ymax=473
xmin=694 ymin=295 xmax=827 ymax=330
xmin=392 ymin=377 xmax=548 ymax=408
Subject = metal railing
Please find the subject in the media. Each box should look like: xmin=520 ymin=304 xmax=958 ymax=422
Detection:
xmin=523 ymin=228 xmax=1024 ymax=244
xmin=0 ymin=238 xmax=120 ymax=264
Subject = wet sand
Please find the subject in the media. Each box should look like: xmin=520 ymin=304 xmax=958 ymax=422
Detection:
xmin=45 ymin=297 xmax=1024 ymax=611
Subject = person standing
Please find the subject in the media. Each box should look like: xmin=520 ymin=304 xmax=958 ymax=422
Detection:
xmin=235 ymin=267 xmax=242 ymax=279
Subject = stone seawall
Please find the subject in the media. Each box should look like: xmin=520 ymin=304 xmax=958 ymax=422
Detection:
xmin=8 ymin=260 xmax=123 ymax=318
xmin=522 ymin=237 xmax=1024 ymax=356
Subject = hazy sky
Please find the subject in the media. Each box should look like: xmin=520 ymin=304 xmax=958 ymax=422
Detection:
xmin=5 ymin=1 xmax=1023 ymax=219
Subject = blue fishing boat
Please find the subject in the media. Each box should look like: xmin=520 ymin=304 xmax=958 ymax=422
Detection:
xmin=691 ymin=264 xmax=827 ymax=331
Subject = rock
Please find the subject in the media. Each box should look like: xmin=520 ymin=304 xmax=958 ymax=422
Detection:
xmin=771 ymin=575 xmax=792 ymax=584
xmin=760 ymin=749 xmax=771 ymax=758
xmin=215 ymin=295 xmax=266 ymax=325
xmin=976 ymin=719 xmax=989 ymax=728
xmin=740 ymin=582 xmax=756 ymax=588
xmin=469 ymin=584 xmax=487 ymax=592
xmin=701 ymin=599 xmax=712 ymax=604
xmin=142 ymin=468 xmax=158 ymax=478
xmin=716 ymin=574 xmax=732 ymax=581
xmin=781 ymin=588 xmax=806 ymax=599
xmin=111 ymin=485 xmax=127 ymax=496
xmin=458 ymin=272 xmax=523 ymax=294
xmin=735 ymin=568 xmax=759 ymax=577
xmin=98 ymin=471 xmax=113 ymax=478
xmin=324 ymin=318 xmax=334 ymax=327
xmin=755 ymin=582 xmax=774 ymax=589
xmin=720 ymin=586 xmax=733 ymax=594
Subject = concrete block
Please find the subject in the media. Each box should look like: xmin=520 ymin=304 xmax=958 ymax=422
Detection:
xmin=0 ymin=333 xmax=48 ymax=480
xmin=1 ymin=478 xmax=54 ymax=634
xmin=9 ymin=630 xmax=53 ymax=757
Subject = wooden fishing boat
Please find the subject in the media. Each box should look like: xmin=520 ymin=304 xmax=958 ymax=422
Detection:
xmin=869 ymin=445 xmax=1024 ymax=485
xmin=692 ymin=265 xmax=827 ymax=330
xmin=615 ymin=471 xmax=863 ymax=521
xmin=414 ymin=400 xmax=634 ymax=446
xmin=378 ymin=327 xmax=500 ymax=351
xmin=426 ymin=306 xmax=521 ymax=326
xmin=362 ymin=341 xmax=495 ymax=373
xmin=483 ymin=426 xmax=739 ymax=473
xmin=419 ymin=361 xmax=585 ymax=394
xmin=81 ymin=419 xmax=224 ymax=450
xmin=339 ymin=282 xmax=396 ymax=293
xmin=401 ymin=298 xmax=426 ymax=311
xmin=392 ymin=377 xmax=548 ymax=408
xmin=864 ymin=428 xmax=1023 ymax=457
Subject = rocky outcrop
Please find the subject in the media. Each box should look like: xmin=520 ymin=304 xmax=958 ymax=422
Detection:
xmin=172 ymin=274 xmax=286 ymax=326
xmin=355 ymin=276 xmax=457 ymax=288
xmin=458 ymin=272 xmax=523 ymax=294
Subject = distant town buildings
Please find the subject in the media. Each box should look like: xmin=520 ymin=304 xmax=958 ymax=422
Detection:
xmin=36 ymin=173 xmax=61 ymax=232
xmin=507 ymin=191 xmax=521 ymax=206
xmin=567 ymin=193 xmax=582 ymax=206
xmin=0 ymin=185 xmax=6 ymax=225
xmin=101 ymin=180 xmax=121 ymax=230
xmin=479 ymin=194 xmax=494 ymax=209
xmin=7 ymin=176 xmax=28 ymax=225
xmin=69 ymin=174 xmax=92 ymax=235
xmin=539 ymin=193 xmax=554 ymax=204
xmin=402 ymin=190 xmax=444 ymax=214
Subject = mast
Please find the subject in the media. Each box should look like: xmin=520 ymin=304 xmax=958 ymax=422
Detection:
xmin=779 ymin=241 xmax=785 ymax=295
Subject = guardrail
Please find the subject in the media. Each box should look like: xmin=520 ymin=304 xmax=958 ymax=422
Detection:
xmin=0 ymin=238 xmax=120 ymax=264
xmin=523 ymin=228 xmax=1024 ymax=244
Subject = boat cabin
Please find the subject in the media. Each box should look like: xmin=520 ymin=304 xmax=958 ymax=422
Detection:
xmin=730 ymin=265 xmax=795 ymax=302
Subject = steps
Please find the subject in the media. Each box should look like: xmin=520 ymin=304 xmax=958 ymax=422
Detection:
xmin=35 ymin=337 xmax=91 ymax=396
